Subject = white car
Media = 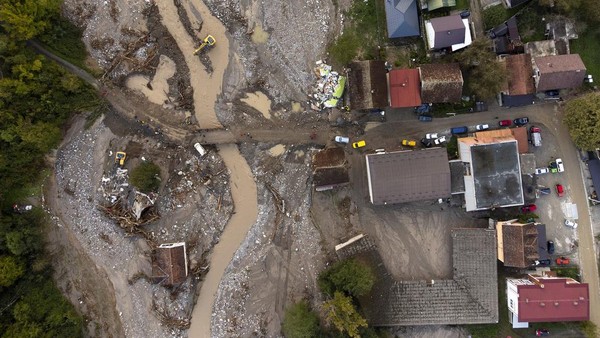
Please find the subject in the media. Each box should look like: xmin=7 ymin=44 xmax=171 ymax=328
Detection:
xmin=565 ymin=219 xmax=578 ymax=229
xmin=476 ymin=124 xmax=490 ymax=131
xmin=535 ymin=167 xmax=549 ymax=175
xmin=556 ymin=158 xmax=565 ymax=172
xmin=426 ymin=133 xmax=438 ymax=139
xmin=194 ymin=142 xmax=207 ymax=157
xmin=334 ymin=136 xmax=349 ymax=144
xmin=434 ymin=136 xmax=447 ymax=145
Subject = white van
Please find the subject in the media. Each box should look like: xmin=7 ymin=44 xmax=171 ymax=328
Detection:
xmin=530 ymin=126 xmax=542 ymax=147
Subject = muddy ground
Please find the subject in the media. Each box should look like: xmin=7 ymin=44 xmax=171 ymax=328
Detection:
xmin=50 ymin=0 xmax=482 ymax=337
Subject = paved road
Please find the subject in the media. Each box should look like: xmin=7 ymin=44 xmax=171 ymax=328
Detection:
xmin=356 ymin=102 xmax=600 ymax=327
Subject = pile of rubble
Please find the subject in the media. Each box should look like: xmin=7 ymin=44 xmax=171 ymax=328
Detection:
xmin=310 ymin=60 xmax=346 ymax=110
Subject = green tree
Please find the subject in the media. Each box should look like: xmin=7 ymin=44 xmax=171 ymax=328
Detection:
xmin=0 ymin=0 xmax=62 ymax=41
xmin=130 ymin=162 xmax=162 ymax=192
xmin=318 ymin=258 xmax=375 ymax=297
xmin=322 ymin=291 xmax=368 ymax=338
xmin=0 ymin=255 xmax=25 ymax=287
xmin=282 ymin=301 xmax=320 ymax=338
xmin=564 ymin=92 xmax=600 ymax=150
xmin=453 ymin=39 xmax=506 ymax=100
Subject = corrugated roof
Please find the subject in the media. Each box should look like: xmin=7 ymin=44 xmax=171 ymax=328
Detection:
xmin=534 ymin=54 xmax=586 ymax=92
xmin=348 ymin=60 xmax=389 ymax=110
xmin=419 ymin=63 xmax=463 ymax=103
xmin=385 ymin=0 xmax=420 ymax=38
xmin=518 ymin=278 xmax=590 ymax=322
xmin=366 ymin=148 xmax=451 ymax=205
xmin=389 ymin=69 xmax=421 ymax=108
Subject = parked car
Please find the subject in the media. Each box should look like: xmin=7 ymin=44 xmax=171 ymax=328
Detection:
xmin=414 ymin=104 xmax=431 ymax=114
xmin=450 ymin=126 xmax=468 ymax=135
xmin=402 ymin=139 xmax=416 ymax=147
xmin=556 ymin=184 xmax=565 ymax=197
xmin=513 ymin=117 xmax=529 ymax=126
xmin=459 ymin=10 xmax=471 ymax=18
xmin=334 ymin=136 xmax=349 ymax=144
xmin=535 ymin=167 xmax=549 ymax=175
xmin=194 ymin=143 xmax=207 ymax=157
xmin=534 ymin=259 xmax=551 ymax=266
xmin=556 ymin=256 xmax=570 ymax=265
xmin=425 ymin=133 xmax=438 ymax=139
xmin=352 ymin=140 xmax=366 ymax=149
xmin=521 ymin=204 xmax=537 ymax=213
xmin=421 ymin=138 xmax=433 ymax=148
xmin=545 ymin=90 xmax=560 ymax=97
xmin=499 ymin=119 xmax=512 ymax=127
xmin=538 ymin=187 xmax=551 ymax=195
xmin=565 ymin=219 xmax=578 ymax=229
xmin=434 ymin=136 xmax=447 ymax=145
xmin=547 ymin=241 xmax=555 ymax=254
xmin=536 ymin=328 xmax=550 ymax=336
xmin=476 ymin=124 xmax=489 ymax=131
xmin=556 ymin=158 xmax=565 ymax=172
xmin=418 ymin=114 xmax=433 ymax=122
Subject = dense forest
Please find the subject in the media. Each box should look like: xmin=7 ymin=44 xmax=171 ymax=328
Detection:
xmin=0 ymin=0 xmax=98 ymax=336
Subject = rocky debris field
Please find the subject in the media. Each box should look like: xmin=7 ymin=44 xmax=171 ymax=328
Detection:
xmin=47 ymin=112 xmax=233 ymax=337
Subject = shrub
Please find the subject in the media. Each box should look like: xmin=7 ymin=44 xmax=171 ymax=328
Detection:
xmin=130 ymin=162 xmax=161 ymax=192
xmin=282 ymin=301 xmax=320 ymax=338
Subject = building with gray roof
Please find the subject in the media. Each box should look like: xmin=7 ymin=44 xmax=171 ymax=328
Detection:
xmin=336 ymin=229 xmax=498 ymax=326
xmin=385 ymin=0 xmax=420 ymax=38
xmin=366 ymin=148 xmax=451 ymax=205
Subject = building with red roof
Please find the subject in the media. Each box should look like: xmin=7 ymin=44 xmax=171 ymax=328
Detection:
xmin=388 ymin=69 xmax=421 ymax=108
xmin=507 ymin=274 xmax=589 ymax=328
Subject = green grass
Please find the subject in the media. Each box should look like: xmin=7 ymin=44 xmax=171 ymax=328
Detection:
xmin=2 ymin=168 xmax=51 ymax=205
xmin=328 ymin=0 xmax=387 ymax=66
xmin=554 ymin=267 xmax=581 ymax=281
xmin=39 ymin=17 xmax=96 ymax=75
xmin=571 ymin=27 xmax=600 ymax=79
xmin=453 ymin=0 xmax=469 ymax=10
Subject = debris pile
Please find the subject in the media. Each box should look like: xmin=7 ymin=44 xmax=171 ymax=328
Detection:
xmin=311 ymin=60 xmax=346 ymax=110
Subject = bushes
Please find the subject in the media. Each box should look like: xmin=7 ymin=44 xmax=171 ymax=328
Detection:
xmin=282 ymin=301 xmax=321 ymax=338
xmin=318 ymin=258 xmax=375 ymax=297
xmin=129 ymin=162 xmax=161 ymax=192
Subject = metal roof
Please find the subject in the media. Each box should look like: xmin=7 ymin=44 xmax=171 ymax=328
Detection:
xmin=388 ymin=69 xmax=422 ymax=108
xmin=385 ymin=0 xmax=421 ymax=38
xmin=366 ymin=148 xmax=451 ymax=205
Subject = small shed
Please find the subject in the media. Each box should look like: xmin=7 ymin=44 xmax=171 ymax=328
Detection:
xmin=152 ymin=242 xmax=188 ymax=286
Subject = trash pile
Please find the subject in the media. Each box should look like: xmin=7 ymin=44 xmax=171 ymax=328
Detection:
xmin=98 ymin=167 xmax=160 ymax=236
xmin=311 ymin=60 xmax=346 ymax=110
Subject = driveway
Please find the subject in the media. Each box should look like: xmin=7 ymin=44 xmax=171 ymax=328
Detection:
xmin=351 ymin=101 xmax=600 ymax=327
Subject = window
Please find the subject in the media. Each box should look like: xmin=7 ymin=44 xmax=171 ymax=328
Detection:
xmin=510 ymin=299 xmax=514 ymax=308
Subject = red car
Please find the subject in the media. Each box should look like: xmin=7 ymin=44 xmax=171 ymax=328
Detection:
xmin=521 ymin=204 xmax=537 ymax=213
xmin=556 ymin=184 xmax=564 ymax=197
xmin=499 ymin=119 xmax=512 ymax=127
xmin=556 ymin=256 xmax=570 ymax=265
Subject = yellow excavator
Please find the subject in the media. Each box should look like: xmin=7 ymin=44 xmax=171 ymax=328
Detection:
xmin=193 ymin=35 xmax=216 ymax=55
xmin=115 ymin=151 xmax=127 ymax=166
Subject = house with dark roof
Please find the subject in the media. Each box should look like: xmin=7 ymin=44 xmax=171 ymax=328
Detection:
xmin=336 ymin=230 xmax=498 ymax=326
xmin=500 ymin=54 xmax=535 ymax=107
xmin=419 ymin=63 xmax=463 ymax=103
xmin=152 ymin=242 xmax=188 ymax=286
xmin=425 ymin=15 xmax=472 ymax=51
xmin=492 ymin=17 xmax=524 ymax=55
xmin=313 ymin=148 xmax=349 ymax=191
xmin=348 ymin=61 xmax=388 ymax=110
xmin=458 ymin=130 xmax=524 ymax=211
xmin=532 ymin=54 xmax=586 ymax=92
xmin=388 ymin=68 xmax=421 ymax=107
xmin=496 ymin=220 xmax=539 ymax=268
xmin=385 ymin=0 xmax=420 ymax=38
xmin=366 ymin=148 xmax=451 ymax=205
xmin=507 ymin=274 xmax=589 ymax=328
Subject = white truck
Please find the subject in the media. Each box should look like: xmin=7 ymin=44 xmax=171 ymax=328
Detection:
xmin=530 ymin=126 xmax=542 ymax=147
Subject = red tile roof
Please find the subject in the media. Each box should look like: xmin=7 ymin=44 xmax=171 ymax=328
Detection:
xmin=518 ymin=278 xmax=589 ymax=322
xmin=389 ymin=69 xmax=421 ymax=108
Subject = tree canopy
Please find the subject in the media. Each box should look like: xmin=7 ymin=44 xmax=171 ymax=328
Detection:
xmin=322 ymin=291 xmax=368 ymax=338
xmin=130 ymin=162 xmax=162 ymax=192
xmin=318 ymin=258 xmax=375 ymax=297
xmin=564 ymin=92 xmax=600 ymax=150
xmin=453 ymin=39 xmax=506 ymax=100
xmin=281 ymin=301 xmax=321 ymax=338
